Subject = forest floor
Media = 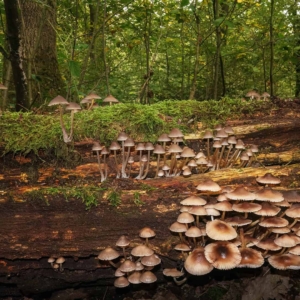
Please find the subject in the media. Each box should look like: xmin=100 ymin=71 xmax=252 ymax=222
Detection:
xmin=1 ymin=99 xmax=300 ymax=299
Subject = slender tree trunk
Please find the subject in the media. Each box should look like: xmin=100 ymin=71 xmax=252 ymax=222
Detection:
xmin=4 ymin=0 xmax=28 ymax=111
xmin=180 ymin=22 xmax=185 ymax=99
xmin=262 ymin=46 xmax=267 ymax=92
xmin=189 ymin=0 xmax=201 ymax=100
xmin=213 ymin=0 xmax=221 ymax=100
xmin=293 ymin=2 xmax=300 ymax=97
xmin=102 ymin=0 xmax=110 ymax=95
xmin=269 ymin=0 xmax=275 ymax=96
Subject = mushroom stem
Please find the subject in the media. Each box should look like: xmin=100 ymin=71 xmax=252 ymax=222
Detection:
xmin=103 ymin=154 xmax=108 ymax=181
xmin=141 ymin=151 xmax=151 ymax=179
xmin=216 ymin=145 xmax=225 ymax=170
xmin=136 ymin=151 xmax=143 ymax=179
xmin=155 ymin=154 xmax=161 ymax=178
xmin=113 ymin=150 xmax=120 ymax=178
xmin=96 ymin=151 xmax=104 ymax=181
xmin=108 ymin=260 xmax=118 ymax=269
xmin=173 ymin=276 xmax=187 ymax=286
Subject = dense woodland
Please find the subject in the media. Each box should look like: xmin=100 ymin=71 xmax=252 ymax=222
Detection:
xmin=0 ymin=0 xmax=299 ymax=111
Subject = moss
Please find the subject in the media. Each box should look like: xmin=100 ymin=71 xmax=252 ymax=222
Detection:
xmin=0 ymin=99 xmax=273 ymax=155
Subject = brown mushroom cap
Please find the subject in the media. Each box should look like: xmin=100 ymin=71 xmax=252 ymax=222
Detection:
xmin=119 ymin=260 xmax=136 ymax=273
xmin=140 ymin=271 xmax=157 ymax=284
xmin=185 ymin=226 xmax=203 ymax=238
xmin=180 ymin=196 xmax=207 ymax=206
xmin=281 ymin=190 xmax=300 ymax=203
xmin=254 ymin=202 xmax=281 ymax=217
xmin=232 ymin=202 xmax=262 ymax=213
xmin=196 ymin=180 xmax=222 ymax=193
xmin=274 ymin=234 xmax=300 ymax=248
xmin=141 ymin=254 xmax=161 ymax=267
xmin=48 ymin=95 xmax=69 ymax=106
xmin=168 ymin=128 xmax=184 ymax=138
xmin=163 ymin=268 xmax=184 ymax=278
xmin=103 ymin=94 xmax=119 ymax=103
xmin=139 ymin=227 xmax=156 ymax=239
xmin=268 ymin=254 xmax=300 ymax=270
xmin=224 ymin=216 xmax=252 ymax=227
xmin=177 ymin=212 xmax=195 ymax=224
xmin=131 ymin=245 xmax=154 ymax=257
xmin=169 ymin=222 xmax=187 ymax=233
xmin=237 ymin=248 xmax=264 ymax=268
xmin=256 ymin=173 xmax=281 ymax=185
xmin=98 ymin=247 xmax=120 ymax=261
xmin=114 ymin=276 xmax=130 ymax=288
xmin=204 ymin=242 xmax=241 ymax=270
xmin=259 ymin=217 xmax=289 ymax=228
xmin=128 ymin=271 xmax=142 ymax=284
xmin=226 ymin=186 xmax=256 ymax=201
xmin=285 ymin=204 xmax=300 ymax=219
xmin=184 ymin=247 xmax=214 ymax=276
xmin=206 ymin=220 xmax=237 ymax=240
xmin=174 ymin=243 xmax=192 ymax=252
xmin=116 ymin=235 xmax=130 ymax=248
xmin=256 ymin=238 xmax=282 ymax=251
xmin=255 ymin=188 xmax=284 ymax=202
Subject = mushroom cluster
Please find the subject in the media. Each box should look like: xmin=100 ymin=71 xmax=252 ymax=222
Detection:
xmin=48 ymin=256 xmax=65 ymax=272
xmin=92 ymin=126 xmax=259 ymax=181
xmin=98 ymin=227 xmax=161 ymax=288
xmin=168 ymin=173 xmax=300 ymax=277
xmin=48 ymin=93 xmax=119 ymax=143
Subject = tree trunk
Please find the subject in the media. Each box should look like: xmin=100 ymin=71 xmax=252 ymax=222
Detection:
xmin=4 ymin=0 xmax=28 ymax=111
xmin=293 ymin=1 xmax=300 ymax=97
xmin=19 ymin=0 xmax=63 ymax=105
xmin=269 ymin=0 xmax=275 ymax=96
xmin=213 ymin=0 xmax=221 ymax=100
xmin=189 ymin=0 xmax=201 ymax=100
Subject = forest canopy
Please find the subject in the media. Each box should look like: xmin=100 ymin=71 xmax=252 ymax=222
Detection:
xmin=0 ymin=0 xmax=299 ymax=111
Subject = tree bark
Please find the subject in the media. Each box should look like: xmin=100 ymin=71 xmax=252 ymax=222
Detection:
xmin=269 ymin=0 xmax=275 ymax=96
xmin=4 ymin=0 xmax=28 ymax=111
xmin=19 ymin=0 xmax=63 ymax=105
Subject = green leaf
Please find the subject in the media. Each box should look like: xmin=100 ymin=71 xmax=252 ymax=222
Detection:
xmin=180 ymin=0 xmax=189 ymax=7
xmin=68 ymin=60 xmax=81 ymax=78
xmin=214 ymin=17 xmax=225 ymax=26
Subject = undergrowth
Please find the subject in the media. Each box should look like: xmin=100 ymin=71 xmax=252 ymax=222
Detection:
xmin=24 ymin=185 xmax=106 ymax=210
xmin=0 ymin=99 xmax=273 ymax=156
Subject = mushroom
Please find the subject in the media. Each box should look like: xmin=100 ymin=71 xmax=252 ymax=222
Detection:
xmin=98 ymin=247 xmax=120 ymax=268
xmin=92 ymin=142 xmax=104 ymax=181
xmin=56 ymin=256 xmax=65 ymax=272
xmin=48 ymin=257 xmax=55 ymax=268
xmin=184 ymin=247 xmax=213 ymax=275
xmin=103 ymin=94 xmax=119 ymax=106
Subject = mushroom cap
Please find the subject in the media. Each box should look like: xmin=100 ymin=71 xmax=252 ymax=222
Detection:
xmin=168 ymin=128 xmax=184 ymax=138
xmin=141 ymin=254 xmax=161 ymax=267
xmin=109 ymin=141 xmax=121 ymax=151
xmin=48 ymin=95 xmax=69 ymax=106
xmin=153 ymin=144 xmax=165 ymax=154
xmin=255 ymin=188 xmax=284 ymax=202
xmin=246 ymin=90 xmax=260 ymax=98
xmin=206 ymin=220 xmax=237 ymax=241
xmin=98 ymin=247 xmax=120 ymax=261
xmin=259 ymin=217 xmax=289 ymax=228
xmin=145 ymin=142 xmax=154 ymax=151
xmin=48 ymin=257 xmax=55 ymax=264
xmin=256 ymin=173 xmax=281 ymax=185
xmin=214 ymin=201 xmax=233 ymax=212
xmin=237 ymin=248 xmax=264 ymax=268
xmin=0 ymin=83 xmax=8 ymax=90
xmin=184 ymin=247 xmax=214 ymax=276
xmin=180 ymin=147 xmax=196 ymax=158
xmin=117 ymin=132 xmax=128 ymax=141
xmin=289 ymin=245 xmax=300 ymax=255
xmin=254 ymin=202 xmax=281 ymax=216
xmin=92 ymin=142 xmax=103 ymax=152
xmin=256 ymin=238 xmax=282 ymax=251
xmin=65 ymin=102 xmax=81 ymax=110
xmin=168 ymin=144 xmax=183 ymax=153
xmin=174 ymin=243 xmax=192 ymax=252
xmin=224 ymin=216 xmax=252 ymax=227
xmin=114 ymin=268 xmax=125 ymax=277
xmin=128 ymin=271 xmax=142 ymax=284
xmin=103 ymin=94 xmax=119 ymax=103
xmin=116 ymin=235 xmax=130 ymax=248
xmin=169 ymin=221 xmax=187 ymax=233
xmin=285 ymin=204 xmax=300 ymax=218
xmin=119 ymin=260 xmax=136 ymax=273
xmin=226 ymin=186 xmax=256 ymax=201
xmin=204 ymin=242 xmax=241 ymax=270
xmin=177 ymin=212 xmax=195 ymax=224
xmin=180 ymin=196 xmax=207 ymax=206
xmin=202 ymin=130 xmax=214 ymax=139
xmin=185 ymin=226 xmax=204 ymax=238
xmin=274 ymin=234 xmax=300 ymax=248
xmin=232 ymin=202 xmax=262 ymax=213
xmin=139 ymin=227 xmax=156 ymax=239
xmin=163 ymin=268 xmax=184 ymax=278
xmin=157 ymin=133 xmax=171 ymax=142
xmin=196 ymin=180 xmax=221 ymax=193
xmin=135 ymin=261 xmax=144 ymax=271
xmin=114 ymin=276 xmax=129 ymax=288
xmin=281 ymin=190 xmax=300 ymax=203
xmin=140 ymin=271 xmax=157 ymax=283
xmin=268 ymin=254 xmax=300 ymax=270
xmin=56 ymin=256 xmax=65 ymax=264
xmin=188 ymin=206 xmax=207 ymax=216
xmin=131 ymin=245 xmax=154 ymax=257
